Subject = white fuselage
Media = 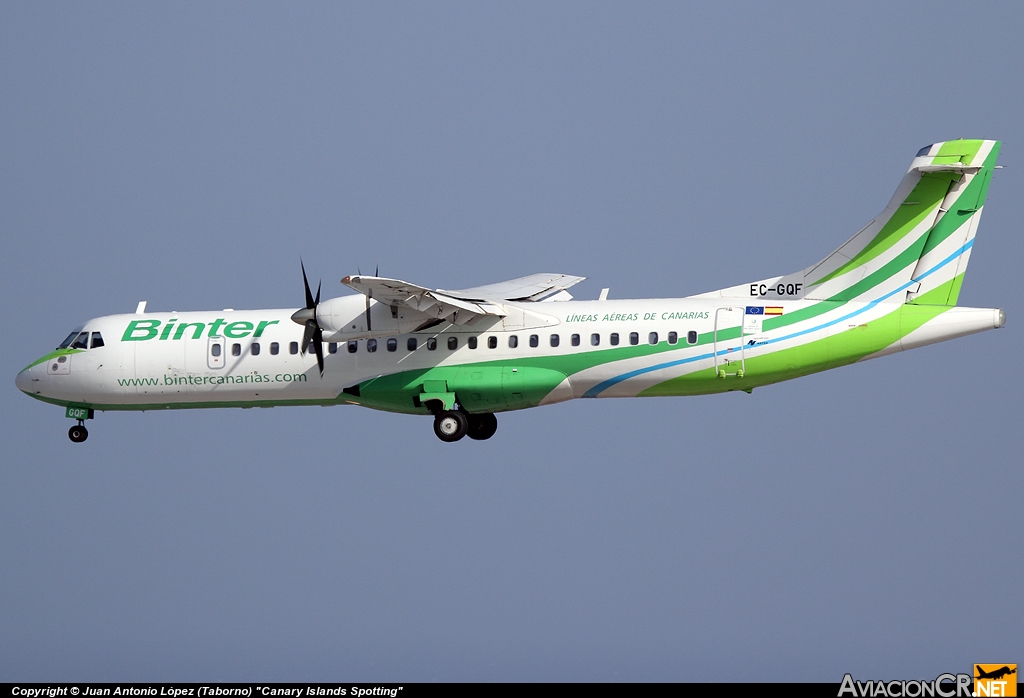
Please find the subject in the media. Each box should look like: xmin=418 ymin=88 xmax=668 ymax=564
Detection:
xmin=16 ymin=295 xmax=1003 ymax=413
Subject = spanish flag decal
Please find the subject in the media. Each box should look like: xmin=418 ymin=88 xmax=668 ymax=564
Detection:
xmin=765 ymin=306 xmax=784 ymax=316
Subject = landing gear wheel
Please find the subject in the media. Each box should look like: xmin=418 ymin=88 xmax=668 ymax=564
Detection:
xmin=467 ymin=413 xmax=498 ymax=441
xmin=68 ymin=423 xmax=88 ymax=443
xmin=433 ymin=410 xmax=469 ymax=442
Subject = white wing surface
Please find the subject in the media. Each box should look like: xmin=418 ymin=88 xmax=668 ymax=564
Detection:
xmin=439 ymin=273 xmax=585 ymax=302
xmin=340 ymin=275 xmax=505 ymax=325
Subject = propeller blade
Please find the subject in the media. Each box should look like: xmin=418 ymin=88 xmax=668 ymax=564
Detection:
xmin=301 ymin=260 xmax=315 ymax=310
xmin=301 ymin=320 xmax=316 ymax=355
xmin=313 ymin=327 xmax=325 ymax=376
xmin=315 ymin=280 xmax=321 ymax=306
xmin=365 ymin=292 xmax=372 ymax=332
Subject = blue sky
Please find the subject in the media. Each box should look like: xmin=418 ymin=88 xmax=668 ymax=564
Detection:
xmin=2 ymin=2 xmax=1021 ymax=681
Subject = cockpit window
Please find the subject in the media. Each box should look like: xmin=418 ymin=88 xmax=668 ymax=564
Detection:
xmin=91 ymin=332 xmax=105 ymax=349
xmin=58 ymin=331 xmax=80 ymax=349
xmin=71 ymin=332 xmax=90 ymax=349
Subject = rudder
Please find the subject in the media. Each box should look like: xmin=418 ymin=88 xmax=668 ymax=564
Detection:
xmin=907 ymin=140 xmax=1000 ymax=306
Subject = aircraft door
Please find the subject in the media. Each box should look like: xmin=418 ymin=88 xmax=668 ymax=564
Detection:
xmin=502 ymin=366 xmax=526 ymax=408
xmin=713 ymin=306 xmax=747 ymax=378
xmin=208 ymin=336 xmax=225 ymax=369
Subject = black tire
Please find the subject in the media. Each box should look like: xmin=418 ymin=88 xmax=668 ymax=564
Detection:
xmin=467 ymin=413 xmax=498 ymax=440
xmin=68 ymin=425 xmax=88 ymax=443
xmin=433 ymin=410 xmax=469 ymax=442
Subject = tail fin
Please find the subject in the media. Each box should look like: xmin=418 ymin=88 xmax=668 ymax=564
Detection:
xmin=696 ymin=139 xmax=1000 ymax=307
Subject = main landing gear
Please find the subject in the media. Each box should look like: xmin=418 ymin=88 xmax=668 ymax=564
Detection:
xmin=432 ymin=410 xmax=498 ymax=442
xmin=68 ymin=421 xmax=89 ymax=443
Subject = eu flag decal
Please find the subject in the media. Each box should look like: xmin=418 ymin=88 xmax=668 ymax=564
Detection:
xmin=743 ymin=306 xmax=764 ymax=334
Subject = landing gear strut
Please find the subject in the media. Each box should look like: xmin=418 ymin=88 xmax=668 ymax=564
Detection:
xmin=68 ymin=421 xmax=89 ymax=443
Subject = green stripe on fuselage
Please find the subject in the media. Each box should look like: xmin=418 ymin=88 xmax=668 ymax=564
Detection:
xmin=639 ymin=298 xmax=951 ymax=397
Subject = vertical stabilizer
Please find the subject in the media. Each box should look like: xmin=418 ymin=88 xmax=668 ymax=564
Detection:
xmin=694 ymin=140 xmax=1000 ymax=307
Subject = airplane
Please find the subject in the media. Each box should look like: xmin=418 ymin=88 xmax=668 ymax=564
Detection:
xmin=16 ymin=139 xmax=1006 ymax=443
xmin=975 ymin=666 xmax=1016 ymax=681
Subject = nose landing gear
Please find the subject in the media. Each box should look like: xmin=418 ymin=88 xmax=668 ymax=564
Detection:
xmin=68 ymin=421 xmax=89 ymax=443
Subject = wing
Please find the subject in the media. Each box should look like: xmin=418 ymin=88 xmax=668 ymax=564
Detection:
xmin=340 ymin=275 xmax=506 ymax=326
xmin=438 ymin=273 xmax=585 ymax=302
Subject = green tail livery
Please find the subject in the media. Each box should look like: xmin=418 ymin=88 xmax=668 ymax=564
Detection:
xmin=17 ymin=140 xmax=1006 ymax=443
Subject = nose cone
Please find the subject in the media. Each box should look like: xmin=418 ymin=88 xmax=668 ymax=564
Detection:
xmin=15 ymin=364 xmax=36 ymax=394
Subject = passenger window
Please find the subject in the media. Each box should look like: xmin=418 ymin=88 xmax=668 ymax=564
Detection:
xmin=211 ymin=344 xmax=222 ymax=357
xmin=571 ymin=334 xmax=580 ymax=346
xmin=687 ymin=330 xmax=698 ymax=344
xmin=289 ymin=341 xmax=299 ymax=355
xmin=509 ymin=335 xmax=518 ymax=348
xmin=232 ymin=343 xmax=241 ymax=356
xmin=590 ymin=333 xmax=600 ymax=346
xmin=307 ymin=341 xmax=316 ymax=354
xmin=468 ymin=337 xmax=478 ymax=349
xmin=408 ymin=338 xmax=417 ymax=351
xmin=71 ymin=332 xmax=89 ymax=349
xmin=427 ymin=337 xmax=437 ymax=351
xmin=668 ymin=331 xmax=678 ymax=345
xmin=367 ymin=338 xmax=377 ymax=353
xmin=550 ymin=334 xmax=560 ymax=347
xmin=386 ymin=338 xmax=397 ymax=352
xmin=610 ymin=333 xmax=619 ymax=346
xmin=270 ymin=342 xmax=279 ymax=355
xmin=649 ymin=332 xmax=658 ymax=345
xmin=348 ymin=340 xmax=358 ymax=353
xmin=448 ymin=336 xmax=458 ymax=350
xmin=329 ymin=342 xmax=338 ymax=354
xmin=488 ymin=336 xmax=497 ymax=349
xmin=629 ymin=332 xmax=639 ymax=345
xmin=251 ymin=342 xmax=260 ymax=356
xmin=529 ymin=334 xmax=539 ymax=348
xmin=90 ymin=332 xmax=104 ymax=349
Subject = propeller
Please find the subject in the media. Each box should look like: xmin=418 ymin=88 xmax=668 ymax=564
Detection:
xmin=289 ymin=260 xmax=324 ymax=376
